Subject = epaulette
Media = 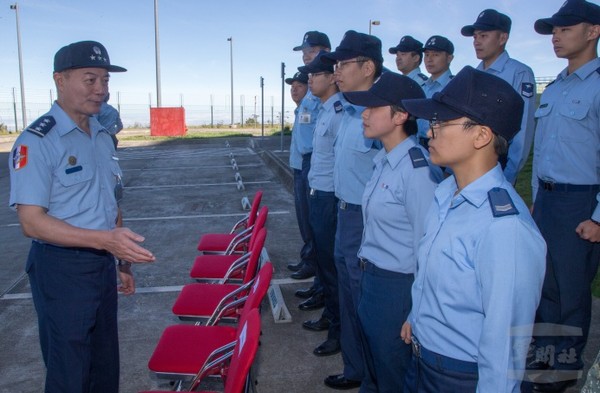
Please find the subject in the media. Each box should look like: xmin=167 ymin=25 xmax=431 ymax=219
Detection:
xmin=596 ymin=66 xmax=600 ymax=75
xmin=334 ymin=100 xmax=343 ymax=113
xmin=417 ymin=73 xmax=428 ymax=81
xmin=26 ymin=116 xmax=56 ymax=138
xmin=487 ymin=187 xmax=519 ymax=217
xmin=408 ymin=147 xmax=428 ymax=168
xmin=546 ymin=79 xmax=556 ymax=88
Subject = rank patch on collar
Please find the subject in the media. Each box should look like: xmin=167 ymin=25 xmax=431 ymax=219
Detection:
xmin=521 ymin=82 xmax=534 ymax=98
xmin=12 ymin=145 xmax=28 ymax=170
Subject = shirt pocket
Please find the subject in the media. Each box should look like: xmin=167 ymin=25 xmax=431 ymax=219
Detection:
xmin=348 ymin=132 xmax=376 ymax=154
xmin=56 ymin=162 xmax=93 ymax=187
xmin=558 ymin=102 xmax=591 ymax=143
xmin=534 ymin=102 xmax=553 ymax=120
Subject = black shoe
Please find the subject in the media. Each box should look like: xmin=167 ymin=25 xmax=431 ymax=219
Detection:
xmin=324 ymin=374 xmax=361 ymax=390
xmin=298 ymin=294 xmax=324 ymax=311
xmin=532 ymin=379 xmax=577 ymax=392
xmin=314 ymin=338 xmax=340 ymax=356
xmin=287 ymin=261 xmax=304 ymax=272
xmin=303 ymin=317 xmax=330 ymax=331
xmin=295 ymin=286 xmax=316 ymax=299
xmin=291 ymin=265 xmax=316 ymax=280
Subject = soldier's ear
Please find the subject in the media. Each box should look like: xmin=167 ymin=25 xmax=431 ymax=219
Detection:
xmin=472 ymin=125 xmax=494 ymax=150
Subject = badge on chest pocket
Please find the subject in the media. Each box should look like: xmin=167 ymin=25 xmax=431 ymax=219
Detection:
xmin=299 ymin=113 xmax=311 ymax=124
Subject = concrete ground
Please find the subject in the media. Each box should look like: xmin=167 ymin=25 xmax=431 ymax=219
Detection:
xmin=0 ymin=132 xmax=598 ymax=393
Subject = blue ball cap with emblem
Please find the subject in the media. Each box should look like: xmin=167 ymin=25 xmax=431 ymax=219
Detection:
xmin=293 ymin=31 xmax=331 ymax=51
xmin=343 ymin=72 xmax=425 ymax=109
xmin=298 ymin=51 xmax=334 ymax=74
xmin=53 ymin=40 xmax=126 ymax=73
xmin=534 ymin=0 xmax=600 ymax=35
xmin=285 ymin=71 xmax=308 ymax=85
xmin=461 ymin=9 xmax=512 ymax=36
xmin=322 ymin=30 xmax=383 ymax=64
xmin=424 ymin=35 xmax=454 ymax=55
xmin=389 ymin=35 xmax=424 ymax=54
xmin=402 ymin=66 xmax=524 ymax=141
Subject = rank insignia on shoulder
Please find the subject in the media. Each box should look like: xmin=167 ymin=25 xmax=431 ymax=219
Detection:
xmin=488 ymin=187 xmax=518 ymax=217
xmin=408 ymin=147 xmax=428 ymax=168
xmin=334 ymin=101 xmax=343 ymax=113
xmin=418 ymin=73 xmax=428 ymax=82
xmin=521 ymin=82 xmax=534 ymax=98
xmin=26 ymin=116 xmax=56 ymax=137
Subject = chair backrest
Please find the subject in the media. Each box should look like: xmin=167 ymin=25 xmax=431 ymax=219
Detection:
xmin=241 ymin=228 xmax=267 ymax=284
xmin=246 ymin=190 xmax=263 ymax=228
xmin=239 ymin=262 xmax=272 ymax=318
xmin=224 ymin=308 xmax=261 ymax=393
xmin=247 ymin=206 xmax=268 ymax=251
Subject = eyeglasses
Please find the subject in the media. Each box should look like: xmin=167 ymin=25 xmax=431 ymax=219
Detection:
xmin=428 ymin=120 xmax=472 ymax=139
xmin=334 ymin=59 xmax=368 ymax=71
xmin=308 ymin=72 xmax=331 ymax=78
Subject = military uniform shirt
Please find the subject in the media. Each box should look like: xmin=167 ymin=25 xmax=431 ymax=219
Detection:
xmin=358 ymin=137 xmax=442 ymax=273
xmin=417 ymin=69 xmax=453 ymax=140
xmin=333 ymin=102 xmax=381 ymax=205
xmin=9 ymin=103 xmax=122 ymax=231
xmin=409 ymin=164 xmax=546 ymax=392
xmin=477 ymin=51 xmax=536 ymax=184
xmin=532 ymin=57 xmax=600 ymax=220
xmin=406 ymin=67 xmax=428 ymax=87
xmin=308 ymin=93 xmax=344 ymax=192
xmin=289 ymin=90 xmax=320 ymax=170
xmin=96 ymin=102 xmax=123 ymax=135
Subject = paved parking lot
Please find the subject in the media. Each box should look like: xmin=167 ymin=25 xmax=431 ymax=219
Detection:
xmin=0 ymin=134 xmax=598 ymax=392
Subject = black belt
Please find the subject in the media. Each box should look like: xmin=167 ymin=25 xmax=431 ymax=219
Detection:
xmin=538 ymin=178 xmax=600 ymax=192
xmin=34 ymin=241 xmax=111 ymax=257
xmin=309 ymin=188 xmax=335 ymax=197
xmin=411 ymin=336 xmax=478 ymax=374
xmin=339 ymin=200 xmax=361 ymax=211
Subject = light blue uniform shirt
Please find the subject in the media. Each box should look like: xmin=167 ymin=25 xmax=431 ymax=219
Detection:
xmin=9 ymin=103 xmax=122 ymax=231
xmin=406 ymin=67 xmax=429 ymax=87
xmin=333 ymin=103 xmax=381 ymax=205
xmin=358 ymin=137 xmax=442 ymax=273
xmin=417 ymin=70 xmax=453 ymax=139
xmin=409 ymin=164 xmax=546 ymax=392
xmin=532 ymin=57 xmax=600 ymax=219
xmin=289 ymin=90 xmax=320 ymax=170
xmin=96 ymin=102 xmax=123 ymax=135
xmin=477 ymin=51 xmax=536 ymax=184
xmin=308 ymin=93 xmax=344 ymax=192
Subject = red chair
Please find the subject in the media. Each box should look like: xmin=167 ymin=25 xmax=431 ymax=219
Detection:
xmin=145 ymin=264 xmax=272 ymax=388
xmin=173 ymin=229 xmax=267 ymax=323
xmin=189 ymin=207 xmax=268 ymax=283
xmin=197 ymin=191 xmax=263 ymax=254
xmin=139 ymin=308 xmax=261 ymax=393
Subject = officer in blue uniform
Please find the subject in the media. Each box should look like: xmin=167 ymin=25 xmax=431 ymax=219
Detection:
xmin=344 ymin=72 xmax=442 ymax=392
xmin=389 ymin=35 xmax=428 ymax=87
xmin=96 ymin=93 xmax=123 ymax=148
xmin=8 ymin=41 xmax=155 ymax=393
xmin=297 ymin=51 xmax=344 ymax=357
xmin=401 ymin=66 xmax=546 ymax=392
xmin=528 ymin=2 xmax=600 ymax=392
xmin=321 ymin=30 xmax=383 ymax=391
xmin=461 ymin=9 xmax=536 ymax=184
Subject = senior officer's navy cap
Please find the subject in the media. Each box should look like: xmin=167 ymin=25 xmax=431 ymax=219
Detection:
xmin=402 ymin=66 xmax=524 ymax=141
xmin=461 ymin=9 xmax=512 ymax=36
xmin=321 ymin=30 xmax=383 ymax=64
xmin=298 ymin=51 xmax=335 ymax=74
xmin=534 ymin=0 xmax=600 ymax=35
xmin=424 ymin=35 xmax=455 ymax=55
xmin=293 ymin=31 xmax=331 ymax=51
xmin=54 ymin=41 xmax=127 ymax=73
xmin=388 ymin=35 xmax=424 ymax=54
xmin=343 ymin=72 xmax=425 ymax=109
xmin=285 ymin=71 xmax=309 ymax=85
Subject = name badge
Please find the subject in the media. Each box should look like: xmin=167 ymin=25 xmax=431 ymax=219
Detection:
xmin=299 ymin=113 xmax=311 ymax=124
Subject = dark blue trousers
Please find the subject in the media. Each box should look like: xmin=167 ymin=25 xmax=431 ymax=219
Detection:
xmin=532 ymin=186 xmax=600 ymax=372
xmin=358 ymin=261 xmax=414 ymax=393
xmin=309 ymin=189 xmax=340 ymax=339
xmin=334 ymin=203 xmax=366 ymax=382
xmin=293 ymin=155 xmax=318 ymax=275
xmin=27 ymin=242 xmax=119 ymax=393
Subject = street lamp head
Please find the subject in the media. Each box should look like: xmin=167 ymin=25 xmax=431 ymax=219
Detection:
xmin=10 ymin=4 xmax=17 ymax=10
xmin=371 ymin=20 xmax=381 ymax=26
xmin=227 ymin=37 xmax=232 ymax=42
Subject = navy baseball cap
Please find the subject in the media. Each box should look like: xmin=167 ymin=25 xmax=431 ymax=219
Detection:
xmin=461 ymin=9 xmax=512 ymax=36
xmin=402 ymin=66 xmax=524 ymax=141
xmin=389 ymin=35 xmax=424 ymax=54
xmin=343 ymin=72 xmax=425 ymax=109
xmin=322 ymin=30 xmax=383 ymax=64
xmin=54 ymin=41 xmax=126 ymax=73
xmin=534 ymin=0 xmax=600 ymax=35
xmin=424 ymin=35 xmax=455 ymax=55
xmin=298 ymin=51 xmax=334 ymax=74
xmin=285 ymin=71 xmax=309 ymax=85
xmin=293 ymin=31 xmax=331 ymax=51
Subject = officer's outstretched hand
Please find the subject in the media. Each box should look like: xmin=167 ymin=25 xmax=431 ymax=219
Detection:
xmin=118 ymin=264 xmax=135 ymax=295
xmin=106 ymin=227 xmax=155 ymax=263
xmin=401 ymin=321 xmax=412 ymax=345
xmin=576 ymin=220 xmax=600 ymax=243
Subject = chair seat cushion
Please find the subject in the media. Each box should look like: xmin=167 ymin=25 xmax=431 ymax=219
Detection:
xmin=190 ymin=255 xmax=243 ymax=280
xmin=172 ymin=283 xmax=244 ymax=318
xmin=197 ymin=233 xmax=237 ymax=252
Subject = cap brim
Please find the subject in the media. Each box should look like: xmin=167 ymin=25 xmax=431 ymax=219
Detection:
xmin=321 ymin=50 xmax=359 ymax=64
xmin=534 ymin=15 xmax=586 ymax=35
xmin=401 ymin=98 xmax=464 ymax=121
xmin=388 ymin=47 xmax=398 ymax=54
xmin=106 ymin=65 xmax=127 ymax=72
xmin=343 ymin=91 xmax=391 ymax=108
xmin=293 ymin=43 xmax=310 ymax=51
xmin=461 ymin=23 xmax=500 ymax=36
xmin=461 ymin=25 xmax=476 ymax=36
xmin=298 ymin=65 xmax=315 ymax=74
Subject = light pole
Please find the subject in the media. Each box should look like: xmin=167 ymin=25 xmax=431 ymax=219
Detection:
xmin=154 ymin=0 xmax=162 ymax=107
xmin=228 ymin=37 xmax=234 ymax=126
xmin=369 ymin=20 xmax=380 ymax=35
xmin=10 ymin=3 xmax=27 ymax=130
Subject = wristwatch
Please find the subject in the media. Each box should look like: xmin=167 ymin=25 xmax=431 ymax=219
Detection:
xmin=117 ymin=259 xmax=132 ymax=267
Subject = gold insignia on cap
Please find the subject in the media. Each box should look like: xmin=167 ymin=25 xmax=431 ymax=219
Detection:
xmin=68 ymin=156 xmax=77 ymax=165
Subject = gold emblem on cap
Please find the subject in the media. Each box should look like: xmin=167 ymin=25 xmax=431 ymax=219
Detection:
xmin=68 ymin=156 xmax=77 ymax=165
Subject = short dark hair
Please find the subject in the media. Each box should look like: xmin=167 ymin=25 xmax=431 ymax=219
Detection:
xmin=462 ymin=119 xmax=509 ymax=156
xmin=391 ymin=105 xmax=418 ymax=135
xmin=357 ymin=56 xmax=383 ymax=78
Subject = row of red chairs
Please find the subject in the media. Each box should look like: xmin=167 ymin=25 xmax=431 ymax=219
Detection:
xmin=141 ymin=191 xmax=271 ymax=392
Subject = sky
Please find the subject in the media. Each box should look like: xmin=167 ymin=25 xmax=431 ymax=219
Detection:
xmin=0 ymin=0 xmax=587 ymax=126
